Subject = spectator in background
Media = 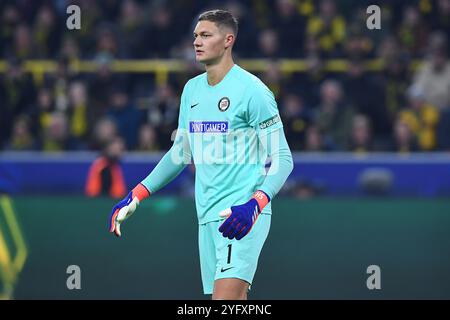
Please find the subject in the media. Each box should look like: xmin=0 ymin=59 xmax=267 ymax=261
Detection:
xmin=60 ymin=36 xmax=81 ymax=61
xmin=412 ymin=31 xmax=450 ymax=111
xmin=32 ymin=87 xmax=55 ymax=138
xmin=343 ymin=27 xmax=374 ymax=60
xmin=43 ymin=57 xmax=75 ymax=113
xmin=68 ymin=81 xmax=89 ymax=140
xmin=0 ymin=4 xmax=21 ymax=57
xmin=10 ymin=24 xmax=35 ymax=60
xmin=137 ymin=124 xmax=159 ymax=152
xmin=398 ymin=85 xmax=439 ymax=151
xmin=33 ymin=4 xmax=61 ymax=58
xmin=397 ymin=5 xmax=428 ymax=57
xmin=429 ymin=0 xmax=450 ymax=34
xmin=377 ymin=35 xmax=402 ymax=63
xmin=88 ymin=53 xmax=126 ymax=125
xmin=223 ymin=1 xmax=258 ymax=57
xmin=376 ymin=54 xmax=411 ymax=131
xmin=3 ymin=115 xmax=37 ymax=151
xmin=91 ymin=117 xmax=119 ymax=151
xmin=343 ymin=58 xmax=390 ymax=141
xmin=345 ymin=4 xmax=391 ymax=59
xmin=85 ymin=136 xmax=127 ymax=199
xmin=95 ymin=27 xmax=120 ymax=59
xmin=313 ymin=79 xmax=354 ymax=150
xmin=53 ymin=58 xmax=71 ymax=111
xmin=343 ymin=59 xmax=392 ymax=144
xmin=292 ymin=49 xmax=324 ymax=107
xmin=306 ymin=0 xmax=346 ymax=58
xmin=107 ymin=88 xmax=142 ymax=150
xmin=171 ymin=35 xmax=197 ymax=61
xmin=260 ymin=61 xmax=283 ymax=97
xmin=294 ymin=33 xmax=325 ymax=99
xmin=271 ymin=0 xmax=305 ymax=58
xmin=390 ymin=117 xmax=419 ymax=153
xmin=349 ymin=114 xmax=373 ymax=153
xmin=118 ymin=0 xmax=149 ymax=59
xmin=280 ymin=93 xmax=313 ymax=150
xmin=69 ymin=0 xmax=101 ymax=55
xmin=257 ymin=29 xmax=280 ymax=59
xmin=148 ymin=5 xmax=178 ymax=58
xmin=304 ymin=34 xmax=321 ymax=58
xmin=146 ymin=83 xmax=179 ymax=150
xmin=39 ymin=112 xmax=82 ymax=151
xmin=304 ymin=125 xmax=329 ymax=152
xmin=0 ymin=59 xmax=36 ymax=146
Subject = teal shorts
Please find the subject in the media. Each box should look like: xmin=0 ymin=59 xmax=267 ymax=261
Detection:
xmin=198 ymin=213 xmax=271 ymax=295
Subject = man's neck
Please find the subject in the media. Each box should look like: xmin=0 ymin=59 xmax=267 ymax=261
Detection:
xmin=205 ymin=56 xmax=235 ymax=86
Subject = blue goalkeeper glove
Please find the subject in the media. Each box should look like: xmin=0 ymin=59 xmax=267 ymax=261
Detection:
xmin=109 ymin=184 xmax=149 ymax=237
xmin=218 ymin=190 xmax=270 ymax=240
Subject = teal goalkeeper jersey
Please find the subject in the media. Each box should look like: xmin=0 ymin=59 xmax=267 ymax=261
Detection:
xmin=141 ymin=64 xmax=291 ymax=224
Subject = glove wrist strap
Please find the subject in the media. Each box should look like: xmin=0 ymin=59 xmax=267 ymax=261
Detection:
xmin=132 ymin=183 xmax=151 ymax=202
xmin=252 ymin=190 xmax=270 ymax=213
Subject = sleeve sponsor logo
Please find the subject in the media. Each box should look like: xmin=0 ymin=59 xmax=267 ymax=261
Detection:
xmin=259 ymin=114 xmax=280 ymax=130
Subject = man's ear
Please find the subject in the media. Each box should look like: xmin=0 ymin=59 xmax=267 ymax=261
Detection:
xmin=224 ymin=33 xmax=235 ymax=49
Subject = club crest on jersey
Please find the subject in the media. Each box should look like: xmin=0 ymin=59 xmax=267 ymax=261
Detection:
xmin=218 ymin=97 xmax=230 ymax=112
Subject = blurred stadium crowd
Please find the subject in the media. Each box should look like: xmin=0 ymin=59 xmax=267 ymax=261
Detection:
xmin=1 ymin=0 xmax=450 ymax=153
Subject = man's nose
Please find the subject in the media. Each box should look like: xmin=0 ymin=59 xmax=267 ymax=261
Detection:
xmin=193 ymin=37 xmax=202 ymax=47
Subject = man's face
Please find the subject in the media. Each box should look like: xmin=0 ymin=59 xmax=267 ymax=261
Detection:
xmin=432 ymin=52 xmax=446 ymax=70
xmin=193 ymin=20 xmax=232 ymax=64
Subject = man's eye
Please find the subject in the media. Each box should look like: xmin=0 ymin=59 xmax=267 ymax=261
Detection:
xmin=202 ymin=34 xmax=210 ymax=38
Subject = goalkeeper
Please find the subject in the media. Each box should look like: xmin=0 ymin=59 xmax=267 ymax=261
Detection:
xmin=109 ymin=9 xmax=293 ymax=300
